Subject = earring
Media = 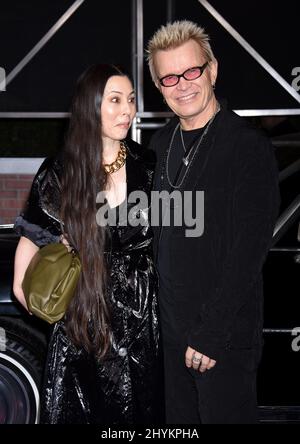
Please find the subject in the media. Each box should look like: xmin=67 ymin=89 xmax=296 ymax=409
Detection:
xmin=212 ymin=83 xmax=216 ymax=90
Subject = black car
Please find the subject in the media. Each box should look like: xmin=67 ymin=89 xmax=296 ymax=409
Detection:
xmin=0 ymin=148 xmax=300 ymax=424
xmin=257 ymin=146 xmax=300 ymax=422
xmin=0 ymin=227 xmax=49 ymax=424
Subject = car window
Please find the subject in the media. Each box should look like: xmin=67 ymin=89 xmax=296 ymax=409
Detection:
xmin=278 ymin=167 xmax=300 ymax=214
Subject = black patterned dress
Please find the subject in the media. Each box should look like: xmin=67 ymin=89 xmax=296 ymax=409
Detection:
xmin=14 ymin=140 xmax=161 ymax=424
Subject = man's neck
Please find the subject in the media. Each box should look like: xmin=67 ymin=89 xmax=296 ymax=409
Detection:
xmin=180 ymin=97 xmax=219 ymax=131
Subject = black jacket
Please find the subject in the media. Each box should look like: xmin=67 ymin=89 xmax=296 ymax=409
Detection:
xmin=14 ymin=140 xmax=161 ymax=424
xmin=149 ymin=102 xmax=280 ymax=361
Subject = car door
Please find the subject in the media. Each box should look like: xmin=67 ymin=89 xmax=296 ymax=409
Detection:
xmin=258 ymin=162 xmax=300 ymax=418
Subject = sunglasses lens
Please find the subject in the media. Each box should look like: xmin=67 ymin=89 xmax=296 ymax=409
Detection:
xmin=160 ymin=64 xmax=207 ymax=87
xmin=161 ymin=75 xmax=178 ymax=87
xmin=184 ymin=67 xmax=201 ymax=80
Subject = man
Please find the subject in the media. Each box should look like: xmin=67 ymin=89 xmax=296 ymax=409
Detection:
xmin=147 ymin=20 xmax=280 ymax=424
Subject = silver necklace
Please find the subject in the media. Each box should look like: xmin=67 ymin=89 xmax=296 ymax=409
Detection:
xmin=163 ymin=103 xmax=220 ymax=190
xmin=180 ymin=124 xmax=206 ymax=167
xmin=180 ymin=127 xmax=190 ymax=166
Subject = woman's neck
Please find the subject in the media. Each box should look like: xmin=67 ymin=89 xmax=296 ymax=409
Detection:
xmin=102 ymin=139 xmax=121 ymax=164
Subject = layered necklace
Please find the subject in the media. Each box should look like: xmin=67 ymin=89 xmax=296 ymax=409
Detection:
xmin=161 ymin=103 xmax=220 ymax=190
xmin=103 ymin=141 xmax=127 ymax=174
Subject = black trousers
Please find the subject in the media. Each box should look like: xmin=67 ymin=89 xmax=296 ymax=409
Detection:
xmin=163 ymin=342 xmax=260 ymax=424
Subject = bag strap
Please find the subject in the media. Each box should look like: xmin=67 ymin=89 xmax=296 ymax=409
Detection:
xmin=51 ymin=162 xmax=81 ymax=256
xmin=51 ymin=167 xmax=73 ymax=249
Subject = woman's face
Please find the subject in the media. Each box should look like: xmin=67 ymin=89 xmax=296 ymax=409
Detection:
xmin=101 ymin=75 xmax=136 ymax=142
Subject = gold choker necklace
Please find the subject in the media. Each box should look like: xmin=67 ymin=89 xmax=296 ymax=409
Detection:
xmin=103 ymin=141 xmax=127 ymax=174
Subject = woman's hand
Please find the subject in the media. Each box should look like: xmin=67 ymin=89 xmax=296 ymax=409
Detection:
xmin=60 ymin=234 xmax=72 ymax=252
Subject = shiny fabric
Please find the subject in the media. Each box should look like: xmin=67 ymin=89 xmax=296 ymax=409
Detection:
xmin=14 ymin=141 xmax=161 ymax=424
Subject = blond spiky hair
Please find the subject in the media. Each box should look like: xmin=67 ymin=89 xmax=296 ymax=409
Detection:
xmin=146 ymin=20 xmax=216 ymax=84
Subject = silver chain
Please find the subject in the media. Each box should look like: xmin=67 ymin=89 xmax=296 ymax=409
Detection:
xmin=164 ymin=103 xmax=220 ymax=190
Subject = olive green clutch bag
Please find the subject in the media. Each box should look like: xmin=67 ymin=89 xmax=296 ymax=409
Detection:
xmin=22 ymin=243 xmax=81 ymax=324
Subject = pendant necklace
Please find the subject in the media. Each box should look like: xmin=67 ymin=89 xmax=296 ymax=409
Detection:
xmin=161 ymin=103 xmax=220 ymax=190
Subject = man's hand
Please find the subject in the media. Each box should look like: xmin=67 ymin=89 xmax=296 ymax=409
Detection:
xmin=185 ymin=346 xmax=216 ymax=373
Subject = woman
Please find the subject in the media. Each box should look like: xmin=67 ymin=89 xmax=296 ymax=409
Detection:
xmin=13 ymin=64 xmax=160 ymax=424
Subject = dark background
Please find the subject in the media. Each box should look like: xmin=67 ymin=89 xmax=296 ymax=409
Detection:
xmin=1 ymin=0 xmax=299 ymax=157
xmin=0 ymin=0 xmax=299 ymax=112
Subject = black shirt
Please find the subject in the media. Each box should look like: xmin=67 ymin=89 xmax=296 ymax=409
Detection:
xmin=158 ymin=125 xmax=206 ymax=343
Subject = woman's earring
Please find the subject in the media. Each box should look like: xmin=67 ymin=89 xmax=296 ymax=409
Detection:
xmin=212 ymin=83 xmax=216 ymax=90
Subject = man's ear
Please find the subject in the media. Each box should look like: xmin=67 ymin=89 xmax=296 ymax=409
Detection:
xmin=209 ymin=59 xmax=218 ymax=86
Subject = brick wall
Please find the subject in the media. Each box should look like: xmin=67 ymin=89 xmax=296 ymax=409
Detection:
xmin=0 ymin=174 xmax=34 ymax=224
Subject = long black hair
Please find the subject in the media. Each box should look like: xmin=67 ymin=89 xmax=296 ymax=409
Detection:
xmin=60 ymin=64 xmax=131 ymax=359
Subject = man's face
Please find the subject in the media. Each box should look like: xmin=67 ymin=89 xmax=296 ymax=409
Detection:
xmin=154 ymin=39 xmax=218 ymax=125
